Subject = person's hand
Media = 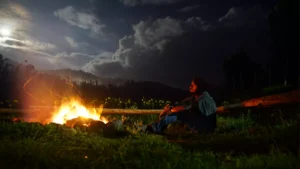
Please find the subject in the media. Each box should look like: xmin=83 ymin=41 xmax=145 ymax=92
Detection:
xmin=159 ymin=104 xmax=171 ymax=119
xmin=163 ymin=104 xmax=171 ymax=112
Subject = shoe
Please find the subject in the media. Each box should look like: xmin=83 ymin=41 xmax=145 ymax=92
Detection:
xmin=134 ymin=124 xmax=148 ymax=132
xmin=134 ymin=124 xmax=155 ymax=133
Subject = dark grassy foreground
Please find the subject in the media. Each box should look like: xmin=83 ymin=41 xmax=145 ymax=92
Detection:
xmin=0 ymin=115 xmax=299 ymax=169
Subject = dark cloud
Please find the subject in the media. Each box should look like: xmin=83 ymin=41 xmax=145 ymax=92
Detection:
xmin=87 ymin=5 xmax=271 ymax=88
xmin=4 ymin=39 xmax=27 ymax=47
xmin=54 ymin=6 xmax=106 ymax=37
xmin=185 ymin=17 xmax=214 ymax=31
xmin=111 ymin=17 xmax=186 ymax=69
xmin=85 ymin=60 xmax=131 ymax=78
xmin=52 ymin=52 xmax=114 ymax=70
xmin=1 ymin=49 xmax=54 ymax=69
xmin=119 ymin=0 xmax=184 ymax=7
xmin=52 ymin=52 xmax=94 ymax=69
xmin=0 ymin=37 xmax=56 ymax=59
xmin=218 ymin=5 xmax=266 ymax=28
xmin=178 ymin=5 xmax=200 ymax=12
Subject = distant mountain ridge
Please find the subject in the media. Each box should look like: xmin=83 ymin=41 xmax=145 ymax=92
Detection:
xmin=40 ymin=69 xmax=188 ymax=90
xmin=40 ymin=69 xmax=129 ymax=86
xmin=40 ymin=68 xmax=189 ymax=102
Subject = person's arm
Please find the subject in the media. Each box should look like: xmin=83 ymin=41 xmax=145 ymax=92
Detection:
xmin=169 ymin=101 xmax=193 ymax=114
xmin=170 ymin=105 xmax=186 ymax=113
xmin=170 ymin=96 xmax=194 ymax=112
xmin=161 ymin=96 xmax=193 ymax=116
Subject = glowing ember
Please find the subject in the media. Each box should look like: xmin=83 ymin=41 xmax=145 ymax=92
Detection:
xmin=51 ymin=99 xmax=108 ymax=125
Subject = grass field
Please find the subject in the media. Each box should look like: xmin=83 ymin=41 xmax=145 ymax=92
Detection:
xmin=0 ymin=113 xmax=298 ymax=169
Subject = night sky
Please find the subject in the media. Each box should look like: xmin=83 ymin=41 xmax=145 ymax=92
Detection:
xmin=0 ymin=0 xmax=279 ymax=89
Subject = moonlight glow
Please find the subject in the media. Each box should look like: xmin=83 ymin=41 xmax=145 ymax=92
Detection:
xmin=0 ymin=28 xmax=11 ymax=37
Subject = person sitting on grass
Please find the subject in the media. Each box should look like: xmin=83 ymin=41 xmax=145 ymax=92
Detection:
xmin=136 ymin=77 xmax=217 ymax=134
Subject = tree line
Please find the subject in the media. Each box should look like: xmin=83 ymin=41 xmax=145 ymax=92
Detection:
xmin=0 ymin=57 xmax=189 ymax=108
xmin=222 ymin=0 xmax=298 ymax=96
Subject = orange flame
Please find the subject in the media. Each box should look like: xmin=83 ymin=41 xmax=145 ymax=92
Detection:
xmin=51 ymin=98 xmax=108 ymax=125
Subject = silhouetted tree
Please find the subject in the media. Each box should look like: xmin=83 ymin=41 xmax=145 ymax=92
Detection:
xmin=268 ymin=0 xmax=299 ymax=85
xmin=223 ymin=48 xmax=263 ymax=92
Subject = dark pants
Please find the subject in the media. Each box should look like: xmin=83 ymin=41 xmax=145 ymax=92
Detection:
xmin=150 ymin=111 xmax=216 ymax=133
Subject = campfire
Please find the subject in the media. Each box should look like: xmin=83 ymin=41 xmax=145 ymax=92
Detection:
xmin=50 ymin=98 xmax=108 ymax=127
xmin=45 ymin=98 xmax=127 ymax=136
xmin=8 ymin=98 xmax=127 ymax=136
xmin=12 ymin=76 xmax=127 ymax=135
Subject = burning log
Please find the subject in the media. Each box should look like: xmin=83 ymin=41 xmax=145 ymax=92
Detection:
xmin=65 ymin=116 xmax=95 ymax=128
xmin=217 ymin=90 xmax=299 ymax=113
xmin=0 ymin=117 xmax=22 ymax=123
xmin=0 ymin=90 xmax=298 ymax=116
xmin=12 ymin=117 xmax=21 ymax=123
xmin=88 ymin=120 xmax=107 ymax=133
xmin=63 ymin=117 xmax=126 ymax=136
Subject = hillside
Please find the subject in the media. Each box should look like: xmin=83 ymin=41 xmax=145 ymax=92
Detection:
xmin=40 ymin=69 xmax=128 ymax=86
xmin=40 ymin=69 xmax=189 ymax=101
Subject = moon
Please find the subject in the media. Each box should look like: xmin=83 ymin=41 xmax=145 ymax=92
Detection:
xmin=0 ymin=28 xmax=11 ymax=37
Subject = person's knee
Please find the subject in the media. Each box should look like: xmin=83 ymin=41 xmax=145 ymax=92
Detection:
xmin=163 ymin=115 xmax=177 ymax=124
